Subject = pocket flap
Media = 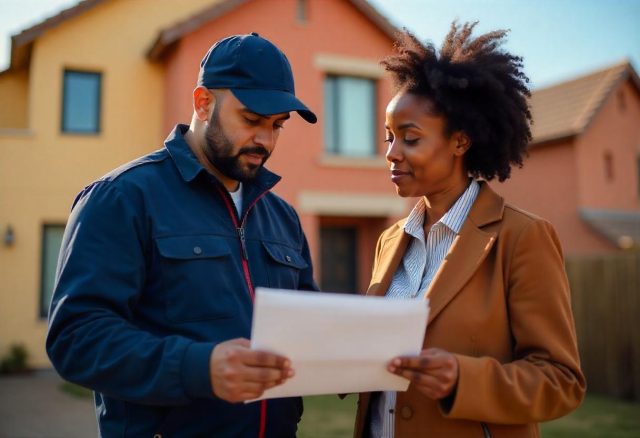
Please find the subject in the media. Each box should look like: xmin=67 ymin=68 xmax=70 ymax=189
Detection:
xmin=262 ymin=241 xmax=308 ymax=269
xmin=156 ymin=235 xmax=231 ymax=260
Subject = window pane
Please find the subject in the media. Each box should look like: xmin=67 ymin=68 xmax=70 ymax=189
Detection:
xmin=336 ymin=77 xmax=375 ymax=156
xmin=323 ymin=76 xmax=376 ymax=157
xmin=62 ymin=71 xmax=101 ymax=133
xmin=41 ymin=225 xmax=65 ymax=317
xmin=323 ymin=77 xmax=337 ymax=154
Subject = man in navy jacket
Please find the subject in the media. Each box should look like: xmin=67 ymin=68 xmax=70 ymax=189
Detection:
xmin=46 ymin=33 xmax=318 ymax=437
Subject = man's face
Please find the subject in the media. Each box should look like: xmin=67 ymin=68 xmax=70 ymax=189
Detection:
xmin=202 ymin=90 xmax=289 ymax=183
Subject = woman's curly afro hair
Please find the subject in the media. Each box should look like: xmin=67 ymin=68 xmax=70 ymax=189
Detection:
xmin=382 ymin=21 xmax=532 ymax=181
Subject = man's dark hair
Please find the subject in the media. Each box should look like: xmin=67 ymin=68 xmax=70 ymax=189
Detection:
xmin=382 ymin=21 xmax=532 ymax=181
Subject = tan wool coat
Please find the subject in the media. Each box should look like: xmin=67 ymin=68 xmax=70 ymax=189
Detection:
xmin=354 ymin=182 xmax=586 ymax=438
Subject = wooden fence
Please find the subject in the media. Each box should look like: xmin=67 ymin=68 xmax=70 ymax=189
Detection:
xmin=565 ymin=250 xmax=640 ymax=401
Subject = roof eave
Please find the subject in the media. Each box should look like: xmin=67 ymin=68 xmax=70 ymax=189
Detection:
xmin=147 ymin=0 xmax=251 ymax=62
xmin=577 ymin=61 xmax=640 ymax=137
xmin=146 ymin=0 xmax=400 ymax=62
xmin=4 ymin=0 xmax=107 ymax=72
xmin=529 ymin=131 xmax=577 ymax=148
xmin=348 ymin=0 xmax=401 ymax=41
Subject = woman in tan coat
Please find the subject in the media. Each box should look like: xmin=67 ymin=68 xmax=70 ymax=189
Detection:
xmin=354 ymin=22 xmax=586 ymax=438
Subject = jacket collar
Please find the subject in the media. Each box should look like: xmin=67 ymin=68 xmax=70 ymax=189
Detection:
xmin=164 ymin=124 xmax=281 ymax=197
xmin=367 ymin=181 xmax=504 ymax=324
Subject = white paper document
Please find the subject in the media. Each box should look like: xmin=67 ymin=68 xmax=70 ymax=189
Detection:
xmin=249 ymin=287 xmax=430 ymax=401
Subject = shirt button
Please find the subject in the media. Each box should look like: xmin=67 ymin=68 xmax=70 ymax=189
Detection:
xmin=400 ymin=405 xmax=413 ymax=419
xmin=193 ymin=246 xmax=202 ymax=255
xmin=285 ymin=255 xmax=292 ymax=262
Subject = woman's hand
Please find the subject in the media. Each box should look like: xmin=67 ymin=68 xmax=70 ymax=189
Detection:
xmin=388 ymin=348 xmax=459 ymax=400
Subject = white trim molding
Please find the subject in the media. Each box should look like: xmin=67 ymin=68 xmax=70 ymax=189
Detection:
xmin=299 ymin=191 xmax=407 ymax=217
xmin=314 ymin=53 xmax=384 ymax=78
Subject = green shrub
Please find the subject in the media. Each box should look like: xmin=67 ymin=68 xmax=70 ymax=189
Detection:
xmin=0 ymin=343 xmax=30 ymax=374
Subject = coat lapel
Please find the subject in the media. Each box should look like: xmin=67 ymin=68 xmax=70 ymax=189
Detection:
xmin=365 ymin=183 xmax=505 ymax=323
xmin=366 ymin=228 xmax=410 ymax=297
xmin=424 ymin=182 xmax=504 ymax=323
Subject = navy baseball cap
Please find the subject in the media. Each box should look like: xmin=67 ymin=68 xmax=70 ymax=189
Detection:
xmin=197 ymin=33 xmax=317 ymax=124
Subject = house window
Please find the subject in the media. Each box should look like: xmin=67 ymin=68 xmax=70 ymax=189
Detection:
xmin=324 ymin=75 xmax=376 ymax=157
xmin=637 ymin=155 xmax=640 ymax=198
xmin=62 ymin=70 xmax=101 ymax=133
xmin=40 ymin=225 xmax=65 ymax=318
xmin=296 ymin=0 xmax=308 ymax=22
xmin=604 ymin=151 xmax=614 ymax=182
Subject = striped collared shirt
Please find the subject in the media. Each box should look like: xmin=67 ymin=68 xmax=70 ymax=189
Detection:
xmin=370 ymin=179 xmax=480 ymax=438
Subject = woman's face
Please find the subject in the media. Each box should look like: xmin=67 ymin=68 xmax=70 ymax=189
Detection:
xmin=385 ymin=91 xmax=469 ymax=198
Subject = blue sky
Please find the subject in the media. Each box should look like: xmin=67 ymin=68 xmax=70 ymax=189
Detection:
xmin=1 ymin=0 xmax=639 ymax=89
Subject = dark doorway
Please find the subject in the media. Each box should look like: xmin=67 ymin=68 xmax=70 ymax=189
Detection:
xmin=320 ymin=226 xmax=357 ymax=293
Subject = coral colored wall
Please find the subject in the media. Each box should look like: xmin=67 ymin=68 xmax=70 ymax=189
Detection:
xmin=491 ymin=77 xmax=640 ymax=255
xmin=490 ymin=140 xmax=615 ymax=255
xmin=576 ymin=79 xmax=640 ymax=210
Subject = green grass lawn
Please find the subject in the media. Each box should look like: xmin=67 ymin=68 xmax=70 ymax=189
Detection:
xmin=60 ymin=382 xmax=640 ymax=437
xmin=298 ymin=393 xmax=640 ymax=438
xmin=540 ymin=394 xmax=640 ymax=438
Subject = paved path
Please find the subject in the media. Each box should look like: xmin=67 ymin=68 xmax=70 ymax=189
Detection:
xmin=0 ymin=370 xmax=96 ymax=438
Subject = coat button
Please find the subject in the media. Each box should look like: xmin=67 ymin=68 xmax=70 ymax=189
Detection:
xmin=400 ymin=405 xmax=413 ymax=419
xmin=193 ymin=246 xmax=202 ymax=255
xmin=285 ymin=255 xmax=292 ymax=262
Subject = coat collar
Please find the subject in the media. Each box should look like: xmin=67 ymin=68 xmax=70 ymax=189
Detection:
xmin=164 ymin=124 xmax=281 ymax=202
xmin=367 ymin=181 xmax=505 ymax=324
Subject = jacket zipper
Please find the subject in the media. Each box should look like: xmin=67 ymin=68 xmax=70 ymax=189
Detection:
xmin=481 ymin=422 xmax=492 ymax=438
xmin=216 ymin=184 xmax=269 ymax=438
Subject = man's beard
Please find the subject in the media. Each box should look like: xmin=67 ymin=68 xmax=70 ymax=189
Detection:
xmin=202 ymin=109 xmax=270 ymax=183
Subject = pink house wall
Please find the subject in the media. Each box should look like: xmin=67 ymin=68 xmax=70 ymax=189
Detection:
xmin=576 ymin=79 xmax=640 ymax=210
xmin=491 ymin=77 xmax=640 ymax=255
xmin=490 ymin=140 xmax=614 ymax=255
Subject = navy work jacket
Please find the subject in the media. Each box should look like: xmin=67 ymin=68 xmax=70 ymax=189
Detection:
xmin=46 ymin=124 xmax=317 ymax=437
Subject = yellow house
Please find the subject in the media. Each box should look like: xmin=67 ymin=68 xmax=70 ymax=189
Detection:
xmin=0 ymin=0 xmax=222 ymax=368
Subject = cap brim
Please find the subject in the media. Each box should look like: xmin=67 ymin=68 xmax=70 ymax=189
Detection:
xmin=230 ymin=88 xmax=317 ymax=124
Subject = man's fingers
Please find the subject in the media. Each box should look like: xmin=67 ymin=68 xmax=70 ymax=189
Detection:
xmin=242 ymin=364 xmax=294 ymax=383
xmin=243 ymin=350 xmax=291 ymax=370
xmin=231 ymin=338 xmax=251 ymax=348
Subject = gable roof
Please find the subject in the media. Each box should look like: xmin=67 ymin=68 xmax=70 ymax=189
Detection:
xmin=530 ymin=60 xmax=640 ymax=145
xmin=3 ymin=0 xmax=399 ymax=74
xmin=4 ymin=0 xmax=106 ymax=73
xmin=147 ymin=0 xmax=399 ymax=61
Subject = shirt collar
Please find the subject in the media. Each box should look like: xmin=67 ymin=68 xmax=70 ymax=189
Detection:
xmin=404 ymin=179 xmax=480 ymax=237
xmin=440 ymin=179 xmax=480 ymax=234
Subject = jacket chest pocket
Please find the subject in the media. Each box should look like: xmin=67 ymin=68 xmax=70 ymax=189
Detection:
xmin=262 ymin=241 xmax=308 ymax=289
xmin=156 ymin=235 xmax=238 ymax=322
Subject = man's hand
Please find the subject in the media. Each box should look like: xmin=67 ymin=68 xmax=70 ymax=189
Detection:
xmin=388 ymin=347 xmax=459 ymax=400
xmin=210 ymin=338 xmax=294 ymax=403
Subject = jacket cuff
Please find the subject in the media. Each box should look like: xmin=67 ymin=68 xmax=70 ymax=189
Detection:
xmin=181 ymin=342 xmax=214 ymax=399
xmin=439 ymin=354 xmax=487 ymax=419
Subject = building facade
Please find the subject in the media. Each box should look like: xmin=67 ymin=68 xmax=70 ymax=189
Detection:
xmin=490 ymin=62 xmax=640 ymax=254
xmin=1 ymin=0 xmax=638 ymax=369
xmin=0 ymin=0 xmax=401 ymax=368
